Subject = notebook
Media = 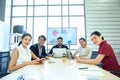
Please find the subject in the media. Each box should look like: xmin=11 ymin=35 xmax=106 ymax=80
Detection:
xmin=53 ymin=48 xmax=67 ymax=58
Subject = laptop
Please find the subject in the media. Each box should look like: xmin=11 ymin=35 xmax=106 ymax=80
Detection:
xmin=53 ymin=48 xmax=67 ymax=58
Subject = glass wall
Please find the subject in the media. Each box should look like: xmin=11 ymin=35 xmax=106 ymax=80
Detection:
xmin=11 ymin=0 xmax=86 ymax=51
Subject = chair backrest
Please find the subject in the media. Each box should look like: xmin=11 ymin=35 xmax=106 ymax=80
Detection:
xmin=91 ymin=51 xmax=103 ymax=68
xmin=0 ymin=51 xmax=10 ymax=75
xmin=91 ymin=51 xmax=98 ymax=59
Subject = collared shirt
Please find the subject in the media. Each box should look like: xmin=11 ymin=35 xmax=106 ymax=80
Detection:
xmin=38 ymin=44 xmax=43 ymax=56
xmin=98 ymin=40 xmax=120 ymax=71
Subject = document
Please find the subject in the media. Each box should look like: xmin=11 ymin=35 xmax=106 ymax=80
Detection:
xmin=87 ymin=77 xmax=100 ymax=80
xmin=78 ymin=65 xmax=104 ymax=76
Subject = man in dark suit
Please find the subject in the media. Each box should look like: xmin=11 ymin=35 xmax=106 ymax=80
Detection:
xmin=30 ymin=35 xmax=48 ymax=58
xmin=48 ymin=36 xmax=68 ymax=55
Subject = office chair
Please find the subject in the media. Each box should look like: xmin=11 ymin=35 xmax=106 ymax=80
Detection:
xmin=91 ymin=51 xmax=120 ymax=77
xmin=0 ymin=51 xmax=10 ymax=78
xmin=109 ymin=64 xmax=120 ymax=78
xmin=110 ymin=70 xmax=120 ymax=78
xmin=91 ymin=51 xmax=103 ymax=68
xmin=91 ymin=51 xmax=98 ymax=59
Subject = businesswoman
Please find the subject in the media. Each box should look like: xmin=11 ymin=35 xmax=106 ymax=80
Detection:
xmin=9 ymin=33 xmax=43 ymax=72
xmin=76 ymin=31 xmax=120 ymax=77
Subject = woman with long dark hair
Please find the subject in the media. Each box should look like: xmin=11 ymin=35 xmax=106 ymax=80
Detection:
xmin=9 ymin=33 xmax=44 ymax=72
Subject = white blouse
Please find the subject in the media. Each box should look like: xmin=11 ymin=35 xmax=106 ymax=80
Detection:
xmin=16 ymin=44 xmax=32 ymax=65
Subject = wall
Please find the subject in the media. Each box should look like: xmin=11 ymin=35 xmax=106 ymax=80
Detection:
xmin=0 ymin=21 xmax=10 ymax=51
xmin=4 ymin=0 xmax=11 ymax=24
xmin=85 ymin=0 xmax=120 ymax=63
xmin=0 ymin=0 xmax=6 ymax=21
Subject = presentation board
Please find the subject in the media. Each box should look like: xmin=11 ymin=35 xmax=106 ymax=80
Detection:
xmin=47 ymin=27 xmax=77 ymax=45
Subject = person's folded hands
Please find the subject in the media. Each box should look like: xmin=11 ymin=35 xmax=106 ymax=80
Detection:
xmin=35 ymin=58 xmax=45 ymax=63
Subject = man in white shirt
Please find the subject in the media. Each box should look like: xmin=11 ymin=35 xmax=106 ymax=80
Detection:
xmin=73 ymin=38 xmax=92 ymax=59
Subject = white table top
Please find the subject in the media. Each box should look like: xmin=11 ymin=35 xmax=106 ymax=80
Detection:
xmin=1 ymin=58 xmax=120 ymax=80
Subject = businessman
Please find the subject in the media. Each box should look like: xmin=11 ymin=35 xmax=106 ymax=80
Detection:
xmin=30 ymin=35 xmax=48 ymax=58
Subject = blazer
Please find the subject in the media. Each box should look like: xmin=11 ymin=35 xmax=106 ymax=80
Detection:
xmin=30 ymin=43 xmax=48 ymax=58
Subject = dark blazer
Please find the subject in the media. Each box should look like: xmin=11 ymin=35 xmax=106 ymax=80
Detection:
xmin=30 ymin=43 xmax=48 ymax=58
xmin=48 ymin=44 xmax=68 ymax=54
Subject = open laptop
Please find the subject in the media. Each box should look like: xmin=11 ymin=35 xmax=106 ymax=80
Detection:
xmin=53 ymin=48 xmax=67 ymax=58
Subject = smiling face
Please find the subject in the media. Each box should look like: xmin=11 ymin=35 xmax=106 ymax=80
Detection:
xmin=38 ymin=37 xmax=45 ymax=47
xmin=90 ymin=34 xmax=102 ymax=46
xmin=79 ymin=39 xmax=86 ymax=48
xmin=22 ymin=36 xmax=31 ymax=48
xmin=57 ymin=39 xmax=63 ymax=46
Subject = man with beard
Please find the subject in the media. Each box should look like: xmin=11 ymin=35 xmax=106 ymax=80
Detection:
xmin=48 ymin=37 xmax=68 ymax=55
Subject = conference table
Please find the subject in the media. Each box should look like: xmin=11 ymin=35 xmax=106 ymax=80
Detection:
xmin=1 ymin=58 xmax=120 ymax=80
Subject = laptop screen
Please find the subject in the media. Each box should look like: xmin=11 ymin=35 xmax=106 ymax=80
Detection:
xmin=53 ymin=48 xmax=67 ymax=58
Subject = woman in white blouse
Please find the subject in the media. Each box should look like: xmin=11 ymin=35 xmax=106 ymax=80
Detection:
xmin=9 ymin=33 xmax=44 ymax=72
xmin=73 ymin=38 xmax=92 ymax=59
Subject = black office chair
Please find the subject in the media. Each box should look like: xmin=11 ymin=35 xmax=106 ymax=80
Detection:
xmin=91 ymin=51 xmax=98 ymax=59
xmin=110 ymin=70 xmax=120 ymax=77
xmin=91 ymin=51 xmax=103 ymax=68
xmin=0 ymin=51 xmax=10 ymax=78
xmin=91 ymin=51 xmax=120 ymax=77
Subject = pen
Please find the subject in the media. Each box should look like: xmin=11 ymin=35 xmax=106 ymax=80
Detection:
xmin=78 ymin=67 xmax=88 ymax=70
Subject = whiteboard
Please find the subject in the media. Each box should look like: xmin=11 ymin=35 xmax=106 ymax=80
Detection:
xmin=47 ymin=27 xmax=77 ymax=45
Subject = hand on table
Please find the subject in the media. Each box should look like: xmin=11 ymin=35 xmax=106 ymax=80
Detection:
xmin=76 ymin=57 xmax=82 ymax=63
xmin=26 ymin=60 xmax=40 ymax=65
xmin=35 ymin=58 xmax=45 ymax=63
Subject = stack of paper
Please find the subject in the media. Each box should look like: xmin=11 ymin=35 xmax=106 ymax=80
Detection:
xmin=78 ymin=65 xmax=104 ymax=76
